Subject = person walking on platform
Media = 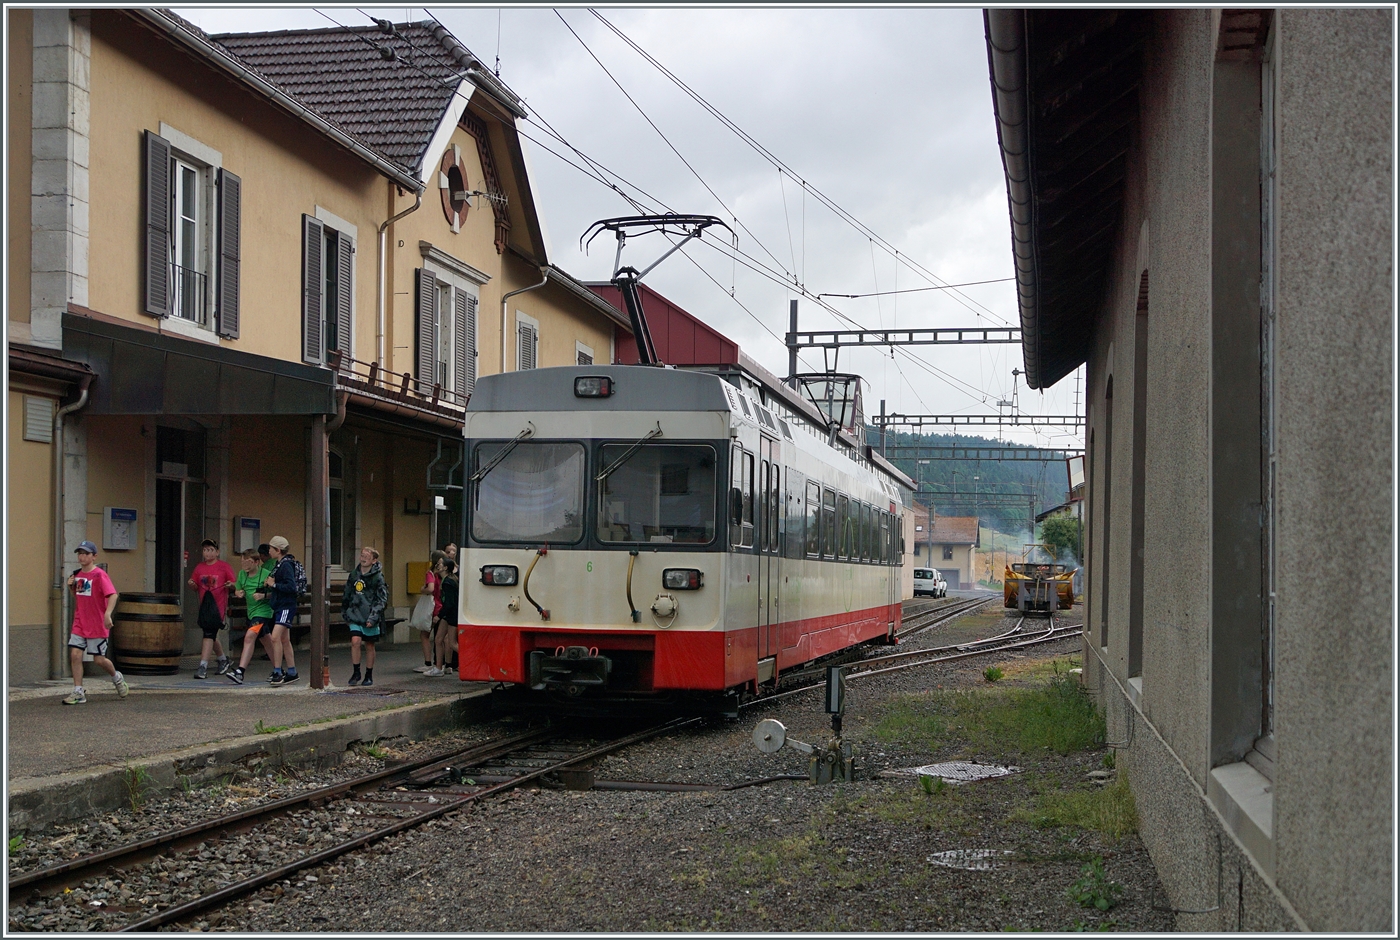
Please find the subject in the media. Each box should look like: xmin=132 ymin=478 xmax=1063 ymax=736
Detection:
xmin=188 ymin=539 xmax=236 ymax=678
xmin=343 ymin=547 xmax=387 ymax=686
xmin=64 ymin=541 xmax=129 ymax=704
xmin=228 ymin=549 xmax=277 ymax=684
xmin=428 ymin=558 xmax=459 ymax=677
xmin=264 ymin=536 xmax=303 ymax=686
xmin=412 ymin=551 xmax=445 ymax=673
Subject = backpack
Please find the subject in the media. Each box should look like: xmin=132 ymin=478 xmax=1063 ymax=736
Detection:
xmin=286 ymin=557 xmax=309 ymax=595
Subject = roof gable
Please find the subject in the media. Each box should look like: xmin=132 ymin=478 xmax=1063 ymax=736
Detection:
xmin=928 ymin=516 xmax=980 ymax=544
xmin=212 ymin=21 xmax=477 ymax=176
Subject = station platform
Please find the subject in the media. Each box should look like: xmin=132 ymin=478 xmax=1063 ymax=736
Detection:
xmin=6 ymin=641 xmax=493 ymax=831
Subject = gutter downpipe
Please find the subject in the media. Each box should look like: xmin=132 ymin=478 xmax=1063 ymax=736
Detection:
xmin=50 ymin=375 xmax=92 ymax=679
xmin=984 ymin=10 xmax=1039 ymax=389
xmin=377 ymin=192 xmax=423 ymax=368
xmin=500 ymin=269 xmax=549 ymax=374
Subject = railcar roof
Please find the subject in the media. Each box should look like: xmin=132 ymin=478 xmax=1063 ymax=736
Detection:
xmin=466 ymin=365 xmax=731 ymax=413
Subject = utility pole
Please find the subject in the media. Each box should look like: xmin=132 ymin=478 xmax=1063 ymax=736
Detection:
xmin=786 ymin=299 xmax=799 ymax=389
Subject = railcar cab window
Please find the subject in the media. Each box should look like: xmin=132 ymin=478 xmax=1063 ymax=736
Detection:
xmin=601 ymin=444 xmax=717 ymax=545
xmin=471 ymin=441 xmax=586 ymax=543
xmin=728 ymin=446 xmax=754 ymax=549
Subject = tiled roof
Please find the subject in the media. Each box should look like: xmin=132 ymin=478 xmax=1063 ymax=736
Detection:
xmin=928 ymin=516 xmax=980 ymax=544
xmin=213 ymin=21 xmax=478 ymax=173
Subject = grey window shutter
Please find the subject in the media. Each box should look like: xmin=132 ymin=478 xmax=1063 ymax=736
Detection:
xmin=302 ymin=215 xmax=324 ymax=363
xmin=414 ymin=268 xmax=437 ymax=393
xmin=215 ymin=168 xmax=241 ymax=338
xmin=577 ymin=349 xmax=593 ymax=366
xmin=464 ymin=294 xmax=477 ymax=395
xmin=335 ymin=235 xmax=353 ymax=359
xmin=144 ymin=131 xmax=172 ymax=318
xmin=518 ymin=322 xmax=537 ymax=370
xmin=452 ymin=290 xmax=470 ymax=399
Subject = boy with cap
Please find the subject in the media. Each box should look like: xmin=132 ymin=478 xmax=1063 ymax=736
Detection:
xmin=64 ymin=541 xmax=130 ymax=704
xmin=188 ymin=539 xmax=236 ymax=678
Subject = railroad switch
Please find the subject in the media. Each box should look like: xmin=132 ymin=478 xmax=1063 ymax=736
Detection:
xmin=752 ymin=719 xmax=855 ymax=784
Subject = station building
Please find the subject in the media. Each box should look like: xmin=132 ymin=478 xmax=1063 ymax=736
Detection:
xmin=6 ymin=9 xmax=630 ymax=684
xmin=987 ymin=9 xmax=1390 ymax=930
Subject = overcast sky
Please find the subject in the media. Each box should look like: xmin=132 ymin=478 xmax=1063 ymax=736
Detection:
xmin=174 ymin=6 xmax=1084 ymax=448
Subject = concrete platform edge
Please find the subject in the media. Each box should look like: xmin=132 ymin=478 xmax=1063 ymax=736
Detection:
xmin=7 ymin=689 xmax=494 ymax=832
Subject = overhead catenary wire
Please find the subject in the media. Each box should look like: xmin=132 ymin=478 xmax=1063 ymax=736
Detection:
xmin=360 ymin=9 xmax=1061 ymax=420
xmin=586 ymin=8 xmax=1013 ymax=328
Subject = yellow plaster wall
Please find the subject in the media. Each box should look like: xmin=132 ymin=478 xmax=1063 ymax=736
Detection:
xmin=226 ymin=416 xmax=309 ymax=558
xmin=8 ymin=9 xmax=32 ymax=325
xmin=82 ymin=415 xmax=149 ymax=593
xmin=388 ymin=437 xmax=434 ymax=608
xmin=8 ymin=390 xmax=54 ymax=624
xmin=85 ymin=12 xmax=382 ymax=365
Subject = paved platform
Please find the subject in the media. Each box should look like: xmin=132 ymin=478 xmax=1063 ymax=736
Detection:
xmin=6 ymin=641 xmax=493 ymax=829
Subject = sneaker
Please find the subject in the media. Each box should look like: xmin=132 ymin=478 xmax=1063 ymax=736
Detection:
xmin=423 ymin=666 xmax=443 ymax=677
xmin=195 ymin=663 xmax=208 ymax=680
xmin=63 ymin=689 xmax=86 ymax=705
xmin=216 ymin=658 xmax=232 ymax=676
xmin=114 ymin=676 xmax=130 ymax=698
xmin=268 ymin=670 xmax=285 ymax=685
xmin=413 ymin=664 xmax=433 ymax=674
xmin=227 ymin=668 xmax=245 ymax=685
xmin=347 ymin=672 xmax=362 ymax=687
xmin=361 ymin=676 xmax=373 ymax=687
xmin=282 ymin=670 xmax=300 ymax=684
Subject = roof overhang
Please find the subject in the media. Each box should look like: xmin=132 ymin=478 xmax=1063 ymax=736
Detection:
xmin=985 ymin=10 xmax=1148 ymax=389
xmin=130 ymin=9 xmax=424 ymax=193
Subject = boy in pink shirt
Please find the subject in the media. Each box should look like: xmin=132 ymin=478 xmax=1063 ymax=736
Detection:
xmin=65 ymin=541 xmax=129 ymax=704
xmin=188 ymin=539 xmax=237 ymax=678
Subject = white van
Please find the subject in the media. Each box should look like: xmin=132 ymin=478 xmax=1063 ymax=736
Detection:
xmin=913 ymin=568 xmax=947 ymax=598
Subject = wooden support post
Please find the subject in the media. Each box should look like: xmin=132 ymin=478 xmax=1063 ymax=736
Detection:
xmin=310 ymin=414 xmax=329 ymax=689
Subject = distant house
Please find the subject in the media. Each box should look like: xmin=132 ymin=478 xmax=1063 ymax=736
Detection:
xmin=926 ymin=515 xmax=979 ymax=589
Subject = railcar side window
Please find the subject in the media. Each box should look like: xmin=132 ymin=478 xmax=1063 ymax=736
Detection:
xmin=860 ymin=503 xmax=871 ymax=562
xmin=472 ymin=441 xmax=586 ymax=543
xmin=879 ymin=512 xmax=891 ymax=564
xmin=767 ymin=463 xmax=780 ymax=551
xmin=821 ymin=488 xmax=837 ymax=558
xmin=600 ymin=443 xmax=718 ymax=545
xmin=805 ymin=481 xmax=820 ymax=556
xmin=836 ymin=495 xmax=849 ymax=560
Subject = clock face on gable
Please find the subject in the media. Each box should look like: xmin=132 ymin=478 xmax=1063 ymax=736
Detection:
xmin=439 ymin=146 xmax=470 ymax=232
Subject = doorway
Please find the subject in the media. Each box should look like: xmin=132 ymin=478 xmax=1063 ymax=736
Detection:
xmin=155 ymin=426 xmax=206 ymax=648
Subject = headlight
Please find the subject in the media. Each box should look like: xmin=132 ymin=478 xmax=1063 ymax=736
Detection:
xmin=480 ymin=565 xmax=519 ymax=586
xmin=574 ymin=376 xmax=614 ymax=398
xmin=662 ymin=568 xmax=703 ymax=590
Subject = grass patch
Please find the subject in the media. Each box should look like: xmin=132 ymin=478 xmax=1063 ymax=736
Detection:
xmin=254 ymin=719 xmax=291 ymax=735
xmin=874 ymin=674 xmax=1105 ymax=758
xmin=982 ymin=665 xmax=1004 ymax=682
xmin=1014 ymin=774 xmax=1138 ymax=840
xmin=8 ymin=834 xmax=24 ymax=854
xmin=997 ymin=654 xmax=1080 ymax=683
xmin=124 ymin=764 xmax=152 ymax=812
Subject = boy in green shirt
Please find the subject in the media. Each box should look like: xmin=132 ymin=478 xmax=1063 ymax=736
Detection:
xmin=227 ymin=549 xmax=277 ymax=684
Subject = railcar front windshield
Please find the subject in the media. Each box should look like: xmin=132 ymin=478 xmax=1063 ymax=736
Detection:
xmin=472 ymin=441 xmax=586 ymax=543
xmin=597 ymin=444 xmax=717 ymax=544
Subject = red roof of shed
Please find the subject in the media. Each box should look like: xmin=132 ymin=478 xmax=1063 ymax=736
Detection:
xmin=589 ymin=283 xmax=739 ymax=366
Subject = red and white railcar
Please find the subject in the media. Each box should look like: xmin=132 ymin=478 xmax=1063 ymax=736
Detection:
xmin=457 ymin=363 xmax=912 ymax=711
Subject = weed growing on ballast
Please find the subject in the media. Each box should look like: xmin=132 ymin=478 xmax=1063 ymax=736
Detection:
xmin=983 ymin=665 xmax=1005 ymax=682
xmin=8 ymin=833 xmax=24 ymax=854
xmin=124 ymin=764 xmax=152 ymax=812
xmin=1067 ymin=857 xmax=1122 ymax=911
xmin=1014 ymin=773 xmax=1138 ymax=839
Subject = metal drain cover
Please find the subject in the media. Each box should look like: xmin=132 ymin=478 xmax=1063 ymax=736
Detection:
xmin=887 ymin=761 xmax=1021 ymax=784
xmin=928 ymin=849 xmax=1016 ymax=871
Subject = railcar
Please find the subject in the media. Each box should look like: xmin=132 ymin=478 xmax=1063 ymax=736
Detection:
xmin=456 ymin=363 xmax=911 ymax=712
xmin=1003 ymin=557 xmax=1075 ymax=614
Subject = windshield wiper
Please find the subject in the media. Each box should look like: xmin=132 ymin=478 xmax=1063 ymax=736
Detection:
xmin=469 ymin=423 xmax=535 ymax=484
xmin=596 ymin=422 xmax=663 ymax=483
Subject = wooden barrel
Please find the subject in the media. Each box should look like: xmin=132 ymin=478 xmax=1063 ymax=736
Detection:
xmin=111 ymin=593 xmax=183 ymax=675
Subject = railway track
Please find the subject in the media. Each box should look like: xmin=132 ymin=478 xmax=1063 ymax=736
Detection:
xmin=7 ymin=718 xmax=696 ymax=932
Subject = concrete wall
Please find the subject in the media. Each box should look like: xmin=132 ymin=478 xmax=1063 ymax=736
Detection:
xmin=1079 ymin=8 xmax=1391 ymax=931
xmin=8 ymin=9 xmax=33 ymax=335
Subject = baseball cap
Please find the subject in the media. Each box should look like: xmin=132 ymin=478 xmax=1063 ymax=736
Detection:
xmin=75 ymin=540 xmax=98 ymax=554
xmin=268 ymin=536 xmax=290 ymax=552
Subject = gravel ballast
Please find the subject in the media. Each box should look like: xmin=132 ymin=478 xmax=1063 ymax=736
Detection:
xmin=7 ymin=599 xmax=1177 ymax=932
